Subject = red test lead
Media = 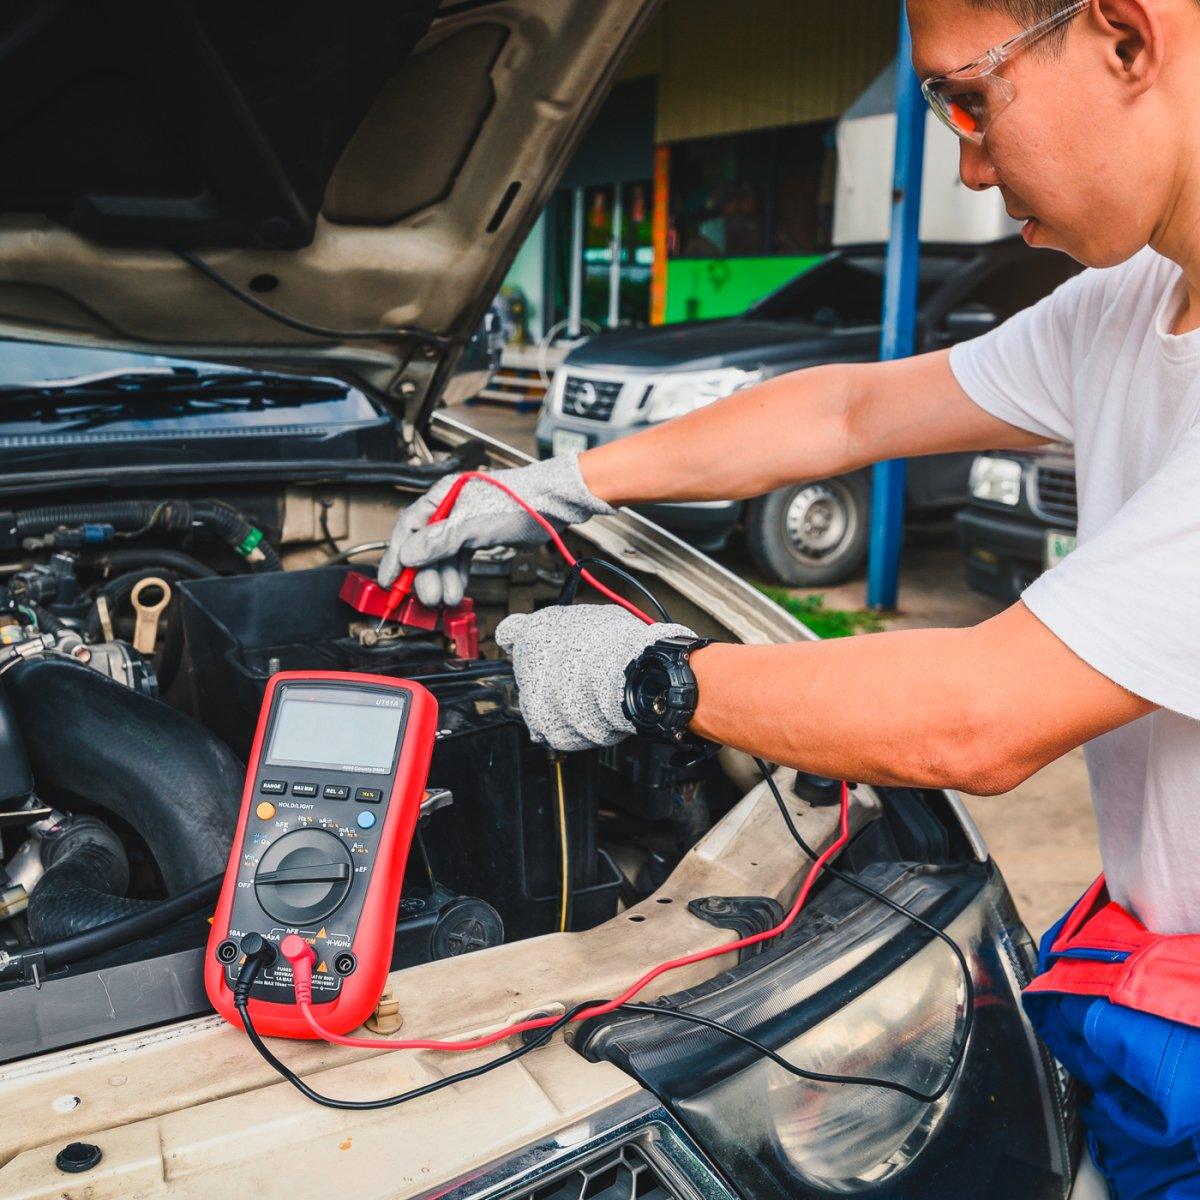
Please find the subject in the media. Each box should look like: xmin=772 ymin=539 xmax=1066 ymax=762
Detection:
xmin=377 ymin=486 xmax=463 ymax=624
xmin=224 ymin=467 xmax=857 ymax=1079
xmin=278 ymin=780 xmax=850 ymax=1054
xmin=379 ymin=471 xmax=651 ymax=627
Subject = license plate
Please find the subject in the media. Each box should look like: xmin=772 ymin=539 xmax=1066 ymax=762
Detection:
xmin=1044 ymin=530 xmax=1077 ymax=569
xmin=552 ymin=429 xmax=589 ymax=456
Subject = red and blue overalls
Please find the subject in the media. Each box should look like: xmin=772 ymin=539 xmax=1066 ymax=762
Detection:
xmin=1024 ymin=877 xmax=1200 ymax=1198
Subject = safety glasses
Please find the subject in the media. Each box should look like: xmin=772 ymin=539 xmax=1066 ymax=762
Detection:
xmin=921 ymin=0 xmax=1089 ymax=143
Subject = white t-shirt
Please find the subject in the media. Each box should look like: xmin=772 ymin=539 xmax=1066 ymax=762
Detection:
xmin=949 ymin=247 xmax=1200 ymax=934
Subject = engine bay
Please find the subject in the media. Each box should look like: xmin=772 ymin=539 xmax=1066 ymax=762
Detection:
xmin=0 ymin=473 xmax=742 ymax=1062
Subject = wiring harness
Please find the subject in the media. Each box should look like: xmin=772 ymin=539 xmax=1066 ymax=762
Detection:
xmin=3 ymin=498 xmax=281 ymax=570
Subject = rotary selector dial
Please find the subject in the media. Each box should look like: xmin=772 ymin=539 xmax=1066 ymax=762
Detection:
xmin=254 ymin=828 xmax=354 ymax=926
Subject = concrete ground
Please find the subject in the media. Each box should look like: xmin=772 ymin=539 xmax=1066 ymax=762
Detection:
xmin=451 ymin=400 xmax=1098 ymax=937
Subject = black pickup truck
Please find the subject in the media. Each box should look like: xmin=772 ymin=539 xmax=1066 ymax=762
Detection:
xmin=958 ymin=446 xmax=1078 ymax=602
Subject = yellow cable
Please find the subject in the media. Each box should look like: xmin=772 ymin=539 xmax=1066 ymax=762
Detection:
xmin=554 ymin=756 xmax=569 ymax=933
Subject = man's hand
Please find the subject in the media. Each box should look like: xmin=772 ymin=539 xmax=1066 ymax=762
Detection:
xmin=378 ymin=454 xmax=613 ymax=607
xmin=495 ymin=607 xmax=696 ymax=752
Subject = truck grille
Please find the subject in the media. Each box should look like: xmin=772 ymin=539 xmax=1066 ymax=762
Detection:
xmin=1032 ymin=464 xmax=1078 ymax=525
xmin=525 ymin=1144 xmax=677 ymax=1200
xmin=562 ymin=375 xmax=622 ymax=422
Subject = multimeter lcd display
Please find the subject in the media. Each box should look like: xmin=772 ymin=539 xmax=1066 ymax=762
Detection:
xmin=266 ymin=691 xmax=406 ymax=773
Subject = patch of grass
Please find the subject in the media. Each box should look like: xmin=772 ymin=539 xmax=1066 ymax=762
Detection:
xmin=757 ymin=586 xmax=884 ymax=639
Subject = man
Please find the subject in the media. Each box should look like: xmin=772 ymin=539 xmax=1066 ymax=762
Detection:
xmin=382 ymin=1 xmax=1200 ymax=1191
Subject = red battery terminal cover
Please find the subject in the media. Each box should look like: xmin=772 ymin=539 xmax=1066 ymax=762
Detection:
xmin=338 ymin=570 xmax=479 ymax=659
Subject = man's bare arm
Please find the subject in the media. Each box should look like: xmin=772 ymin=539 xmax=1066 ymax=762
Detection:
xmin=580 ymin=349 xmax=1047 ymax=507
xmin=689 ymin=602 xmax=1154 ymax=795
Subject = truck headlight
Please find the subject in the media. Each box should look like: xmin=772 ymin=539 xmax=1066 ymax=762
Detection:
xmin=644 ymin=367 xmax=762 ymax=424
xmin=544 ymin=369 xmax=567 ymax=415
xmin=969 ymin=456 xmax=1023 ymax=506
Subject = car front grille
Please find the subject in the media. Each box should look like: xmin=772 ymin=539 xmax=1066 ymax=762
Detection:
xmin=1032 ymin=464 xmax=1078 ymax=525
xmin=524 ymin=1143 xmax=678 ymax=1200
xmin=561 ymin=375 xmax=622 ymax=422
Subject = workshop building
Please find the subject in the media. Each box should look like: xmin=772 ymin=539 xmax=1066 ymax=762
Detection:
xmin=503 ymin=0 xmax=903 ymax=340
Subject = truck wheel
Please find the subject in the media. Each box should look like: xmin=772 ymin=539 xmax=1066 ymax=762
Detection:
xmin=744 ymin=474 xmax=870 ymax=586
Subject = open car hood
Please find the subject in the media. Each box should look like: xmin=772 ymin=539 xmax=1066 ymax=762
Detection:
xmin=0 ymin=0 xmax=658 ymax=433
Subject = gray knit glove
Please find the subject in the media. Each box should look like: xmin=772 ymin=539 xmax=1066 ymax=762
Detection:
xmin=379 ymin=454 xmax=615 ymax=608
xmin=495 ymin=606 xmax=697 ymax=752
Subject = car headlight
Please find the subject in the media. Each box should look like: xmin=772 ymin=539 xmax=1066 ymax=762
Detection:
xmin=969 ymin=456 xmax=1023 ymax=506
xmin=643 ymin=367 xmax=762 ymax=424
xmin=583 ymin=859 xmax=1076 ymax=1199
xmin=544 ymin=369 xmax=567 ymax=415
xmin=713 ymin=932 xmax=962 ymax=1190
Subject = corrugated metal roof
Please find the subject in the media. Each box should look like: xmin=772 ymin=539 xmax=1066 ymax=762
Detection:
xmin=649 ymin=0 xmax=899 ymax=143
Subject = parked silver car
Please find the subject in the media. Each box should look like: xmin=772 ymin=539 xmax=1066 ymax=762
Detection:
xmin=537 ymin=241 xmax=1079 ymax=585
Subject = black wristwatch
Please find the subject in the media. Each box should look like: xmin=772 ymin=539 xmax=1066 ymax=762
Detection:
xmin=622 ymin=635 xmax=715 ymax=756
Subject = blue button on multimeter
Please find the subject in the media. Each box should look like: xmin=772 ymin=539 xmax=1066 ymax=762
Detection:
xmin=356 ymin=810 xmax=377 ymax=830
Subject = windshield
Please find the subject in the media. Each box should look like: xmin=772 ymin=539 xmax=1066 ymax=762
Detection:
xmin=0 ymin=339 xmax=223 ymax=388
xmin=0 ymin=338 xmax=384 ymax=446
xmin=748 ymin=251 xmax=963 ymax=326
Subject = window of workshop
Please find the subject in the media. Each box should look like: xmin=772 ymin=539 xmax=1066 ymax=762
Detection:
xmin=550 ymin=181 xmax=654 ymax=330
xmin=667 ymin=121 xmax=836 ymax=260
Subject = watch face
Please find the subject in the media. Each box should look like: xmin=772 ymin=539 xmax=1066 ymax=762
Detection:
xmin=630 ymin=662 xmax=671 ymax=723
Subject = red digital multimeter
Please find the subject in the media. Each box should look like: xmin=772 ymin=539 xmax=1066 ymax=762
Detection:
xmin=205 ymin=670 xmax=438 ymax=1038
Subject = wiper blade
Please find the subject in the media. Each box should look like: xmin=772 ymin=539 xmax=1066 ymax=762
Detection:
xmin=0 ymin=367 xmax=350 ymax=427
xmin=0 ymin=366 xmax=347 ymax=403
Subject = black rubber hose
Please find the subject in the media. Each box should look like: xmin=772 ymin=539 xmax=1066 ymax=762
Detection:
xmin=84 ymin=567 xmax=177 ymax=641
xmin=26 ymin=817 xmax=144 ymax=941
xmin=91 ymin=548 xmax=218 ymax=579
xmin=28 ymin=603 xmax=67 ymax=636
xmin=155 ymin=606 xmax=185 ymax=694
xmin=82 ymin=568 xmax=186 ymax=692
xmin=193 ymin=501 xmax=282 ymax=571
xmin=14 ymin=501 xmax=192 ymax=537
xmin=3 ymin=657 xmax=243 ymax=891
xmin=0 ymin=873 xmax=222 ymax=981
xmin=13 ymin=499 xmax=281 ymax=571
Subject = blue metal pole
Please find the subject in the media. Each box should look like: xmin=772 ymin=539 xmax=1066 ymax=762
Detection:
xmin=866 ymin=4 xmax=927 ymax=610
